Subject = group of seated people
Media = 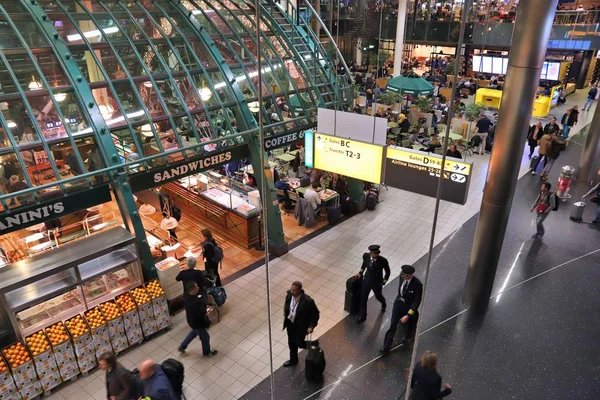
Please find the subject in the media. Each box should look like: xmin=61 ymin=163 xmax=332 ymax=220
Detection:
xmin=275 ymin=168 xmax=347 ymax=211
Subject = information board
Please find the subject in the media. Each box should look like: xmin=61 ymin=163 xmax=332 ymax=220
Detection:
xmin=312 ymin=132 xmax=384 ymax=184
xmin=385 ymin=147 xmax=473 ymax=205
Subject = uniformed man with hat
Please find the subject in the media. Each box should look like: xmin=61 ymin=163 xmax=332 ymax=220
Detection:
xmin=355 ymin=245 xmax=390 ymax=324
xmin=380 ymin=264 xmax=423 ymax=353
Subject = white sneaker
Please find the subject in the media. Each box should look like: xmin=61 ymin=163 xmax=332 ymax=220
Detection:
xmin=531 ymin=171 xmax=536 ymax=176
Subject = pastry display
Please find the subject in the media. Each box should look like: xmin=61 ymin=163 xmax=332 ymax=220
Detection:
xmin=82 ymin=277 xmax=108 ymax=300
xmin=25 ymin=331 xmax=51 ymax=356
xmin=64 ymin=315 xmax=89 ymax=339
xmin=115 ymin=293 xmax=136 ymax=313
xmin=146 ymin=280 xmax=165 ymax=299
xmin=84 ymin=307 xmax=106 ymax=329
xmin=130 ymin=287 xmax=151 ymax=305
xmin=2 ymin=342 xmax=31 ymax=368
xmin=44 ymin=322 xmax=69 ymax=346
xmin=100 ymin=301 xmax=121 ymax=320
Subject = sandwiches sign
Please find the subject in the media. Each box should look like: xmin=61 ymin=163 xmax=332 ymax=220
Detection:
xmin=129 ymin=146 xmax=247 ymax=192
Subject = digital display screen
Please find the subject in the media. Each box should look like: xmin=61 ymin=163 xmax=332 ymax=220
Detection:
xmin=492 ymin=58 xmax=504 ymax=74
xmin=46 ymin=122 xmax=54 ymax=129
xmin=481 ymin=57 xmax=492 ymax=74
xmin=472 ymin=55 xmax=483 ymax=72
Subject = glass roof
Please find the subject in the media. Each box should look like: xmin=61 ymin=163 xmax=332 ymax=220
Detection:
xmin=0 ymin=0 xmax=350 ymax=211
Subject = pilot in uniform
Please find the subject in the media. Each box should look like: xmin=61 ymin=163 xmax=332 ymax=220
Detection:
xmin=356 ymin=245 xmax=390 ymax=324
xmin=380 ymin=264 xmax=423 ymax=353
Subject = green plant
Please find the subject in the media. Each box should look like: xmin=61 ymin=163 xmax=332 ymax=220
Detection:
xmin=415 ymin=97 xmax=432 ymax=113
xmin=367 ymin=50 xmax=391 ymax=67
xmin=352 ymin=84 xmax=361 ymax=99
xmin=464 ymin=103 xmax=486 ymax=121
xmin=444 ymin=62 xmax=455 ymax=76
xmin=378 ymin=91 xmax=400 ymax=106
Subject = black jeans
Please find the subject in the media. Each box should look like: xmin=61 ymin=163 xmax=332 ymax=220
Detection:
xmin=286 ymin=322 xmax=308 ymax=363
xmin=359 ymin=278 xmax=386 ymax=319
xmin=383 ymin=298 xmax=418 ymax=350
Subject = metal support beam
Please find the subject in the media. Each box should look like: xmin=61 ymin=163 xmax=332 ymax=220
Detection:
xmin=578 ymin=107 xmax=600 ymax=184
xmin=393 ymin=0 xmax=408 ymax=77
xmin=463 ymin=0 xmax=559 ymax=313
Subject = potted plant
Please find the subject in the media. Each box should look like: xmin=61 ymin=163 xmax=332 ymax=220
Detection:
xmin=413 ymin=97 xmax=433 ymax=129
xmin=463 ymin=103 xmax=486 ymax=138
xmin=379 ymin=91 xmax=400 ymax=106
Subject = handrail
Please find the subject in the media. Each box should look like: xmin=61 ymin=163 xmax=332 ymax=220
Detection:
xmin=280 ymin=0 xmax=354 ymax=85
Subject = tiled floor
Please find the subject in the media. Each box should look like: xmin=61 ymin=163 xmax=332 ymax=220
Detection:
xmin=46 ymin=89 xmax=596 ymax=400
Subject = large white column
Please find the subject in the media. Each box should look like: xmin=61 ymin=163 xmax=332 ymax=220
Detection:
xmin=393 ymin=0 xmax=408 ymax=77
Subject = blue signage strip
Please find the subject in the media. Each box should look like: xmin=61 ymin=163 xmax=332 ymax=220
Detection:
xmin=304 ymin=130 xmax=314 ymax=168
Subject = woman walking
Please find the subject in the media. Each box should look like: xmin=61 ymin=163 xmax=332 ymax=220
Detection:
xmin=527 ymin=121 xmax=543 ymax=159
xmin=202 ymin=229 xmax=222 ymax=287
xmin=410 ymin=350 xmax=452 ymax=400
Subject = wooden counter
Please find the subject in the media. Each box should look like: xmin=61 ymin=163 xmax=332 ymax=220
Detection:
xmin=163 ymin=182 xmax=262 ymax=249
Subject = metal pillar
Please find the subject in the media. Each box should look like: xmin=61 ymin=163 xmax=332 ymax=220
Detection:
xmin=463 ymin=0 xmax=559 ymax=312
xmin=393 ymin=0 xmax=408 ymax=77
xmin=578 ymin=106 xmax=600 ymax=184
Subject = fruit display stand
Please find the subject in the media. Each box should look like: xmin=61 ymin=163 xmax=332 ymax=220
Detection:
xmin=0 ymin=354 xmax=20 ymax=400
xmin=24 ymin=331 xmax=61 ymax=394
xmin=1 ymin=342 xmax=42 ymax=400
xmin=115 ymin=293 xmax=143 ymax=346
xmin=45 ymin=323 xmax=78 ymax=381
xmin=0 ymin=228 xmax=143 ymax=343
xmin=64 ymin=315 xmax=96 ymax=373
xmin=130 ymin=287 xmax=158 ymax=337
xmin=146 ymin=280 xmax=172 ymax=331
xmin=154 ymin=257 xmax=183 ymax=301
xmin=83 ymin=308 xmax=112 ymax=358
xmin=99 ymin=301 xmax=129 ymax=353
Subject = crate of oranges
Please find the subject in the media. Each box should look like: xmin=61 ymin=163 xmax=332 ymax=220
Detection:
xmin=99 ymin=301 xmax=128 ymax=352
xmin=130 ymin=287 xmax=158 ymax=337
xmin=115 ymin=294 xmax=143 ymax=347
xmin=0 ymin=355 xmax=19 ymax=400
xmin=44 ymin=322 xmax=78 ymax=381
xmin=2 ymin=342 xmax=42 ymax=399
xmin=64 ymin=315 xmax=96 ymax=373
xmin=84 ymin=307 xmax=112 ymax=358
xmin=146 ymin=280 xmax=171 ymax=331
xmin=24 ymin=331 xmax=61 ymax=393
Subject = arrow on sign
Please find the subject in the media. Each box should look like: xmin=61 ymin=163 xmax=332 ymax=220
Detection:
xmin=453 ymin=164 xmax=460 ymax=171
xmin=451 ymin=173 xmax=466 ymax=183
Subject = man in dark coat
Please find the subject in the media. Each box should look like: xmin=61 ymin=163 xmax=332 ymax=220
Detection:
xmin=380 ymin=264 xmax=424 ymax=353
xmin=178 ymin=281 xmax=217 ymax=356
xmin=175 ymin=256 xmax=206 ymax=294
xmin=282 ymin=281 xmax=320 ymax=367
xmin=355 ymin=245 xmax=391 ymax=324
xmin=99 ymin=352 xmax=135 ymax=400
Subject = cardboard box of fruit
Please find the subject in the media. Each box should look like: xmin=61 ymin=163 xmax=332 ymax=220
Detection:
xmin=0 ymin=363 xmax=19 ymax=400
xmin=64 ymin=315 xmax=96 ymax=373
xmin=24 ymin=331 xmax=61 ymax=392
xmin=44 ymin=323 xmax=78 ymax=381
xmin=101 ymin=300 xmax=129 ymax=352
xmin=1 ymin=342 xmax=42 ymax=399
xmin=120 ymin=309 xmax=143 ymax=347
xmin=85 ymin=307 xmax=112 ymax=357
xmin=151 ymin=295 xmax=171 ymax=331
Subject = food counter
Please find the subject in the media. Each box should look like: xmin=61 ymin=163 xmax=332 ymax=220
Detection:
xmin=0 ymin=227 xmax=143 ymax=340
xmin=163 ymin=172 xmax=262 ymax=249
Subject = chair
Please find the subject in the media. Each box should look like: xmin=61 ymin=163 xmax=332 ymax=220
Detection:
xmin=401 ymin=139 xmax=411 ymax=147
xmin=434 ymin=147 xmax=444 ymax=155
xmin=437 ymin=123 xmax=447 ymax=134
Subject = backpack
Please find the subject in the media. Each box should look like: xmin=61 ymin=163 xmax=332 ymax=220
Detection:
xmin=207 ymin=242 xmax=224 ymax=263
xmin=552 ymin=192 xmax=559 ymax=211
xmin=161 ymin=359 xmax=184 ymax=397
xmin=171 ymin=205 xmax=181 ymax=222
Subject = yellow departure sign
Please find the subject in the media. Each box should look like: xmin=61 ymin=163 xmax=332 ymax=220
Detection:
xmin=313 ymin=133 xmax=384 ymax=184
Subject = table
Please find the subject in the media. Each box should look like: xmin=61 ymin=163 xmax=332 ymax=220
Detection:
xmin=412 ymin=144 xmax=425 ymax=150
xmin=449 ymin=133 xmax=464 ymax=141
xmin=387 ymin=122 xmax=398 ymax=129
xmin=275 ymin=150 xmax=298 ymax=163
xmin=242 ymin=161 xmax=277 ymax=175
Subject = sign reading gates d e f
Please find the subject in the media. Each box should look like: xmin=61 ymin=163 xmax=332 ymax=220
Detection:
xmin=129 ymin=146 xmax=247 ymax=192
xmin=385 ymin=147 xmax=473 ymax=205
xmin=0 ymin=184 xmax=112 ymax=235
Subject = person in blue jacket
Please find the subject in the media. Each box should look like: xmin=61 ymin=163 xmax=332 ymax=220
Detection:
xmin=139 ymin=360 xmax=178 ymax=400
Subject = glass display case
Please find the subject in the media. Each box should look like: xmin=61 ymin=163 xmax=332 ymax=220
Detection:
xmin=176 ymin=171 xmax=259 ymax=217
xmin=0 ymin=227 xmax=142 ymax=340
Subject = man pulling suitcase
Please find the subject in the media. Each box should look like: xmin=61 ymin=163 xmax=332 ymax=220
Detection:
xmin=282 ymin=281 xmax=320 ymax=368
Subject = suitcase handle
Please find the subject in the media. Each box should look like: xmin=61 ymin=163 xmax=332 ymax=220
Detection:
xmin=306 ymin=333 xmax=313 ymax=348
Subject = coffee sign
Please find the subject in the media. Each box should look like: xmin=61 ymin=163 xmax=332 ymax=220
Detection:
xmin=263 ymin=131 xmax=305 ymax=150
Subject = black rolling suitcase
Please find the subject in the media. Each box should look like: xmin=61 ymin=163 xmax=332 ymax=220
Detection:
xmin=327 ymin=205 xmax=341 ymax=225
xmin=366 ymin=192 xmax=378 ymax=211
xmin=344 ymin=275 xmax=362 ymax=314
xmin=305 ymin=336 xmax=326 ymax=382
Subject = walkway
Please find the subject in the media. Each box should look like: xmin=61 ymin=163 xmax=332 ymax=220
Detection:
xmin=48 ymin=90 xmax=598 ymax=400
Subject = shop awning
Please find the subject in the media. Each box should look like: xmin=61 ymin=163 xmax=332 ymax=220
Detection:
xmin=387 ymin=71 xmax=434 ymax=96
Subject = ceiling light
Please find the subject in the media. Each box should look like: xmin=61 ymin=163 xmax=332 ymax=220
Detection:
xmin=28 ymin=76 xmax=42 ymax=90
xmin=160 ymin=216 xmax=178 ymax=230
xmin=67 ymin=26 xmax=119 ymax=42
xmin=98 ymin=103 xmax=114 ymax=120
xmin=6 ymin=120 xmax=17 ymax=128
xmin=54 ymin=93 xmax=67 ymax=102
xmin=139 ymin=204 xmax=157 ymax=215
xmin=140 ymin=123 xmax=158 ymax=137
xmin=198 ymin=86 xmax=212 ymax=101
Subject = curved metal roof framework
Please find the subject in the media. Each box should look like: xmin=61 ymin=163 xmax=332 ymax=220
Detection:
xmin=0 ymin=0 xmax=351 ymax=211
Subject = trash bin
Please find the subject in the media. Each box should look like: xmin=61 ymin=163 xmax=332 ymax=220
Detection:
xmin=557 ymin=166 xmax=575 ymax=200
xmin=570 ymin=201 xmax=585 ymax=222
